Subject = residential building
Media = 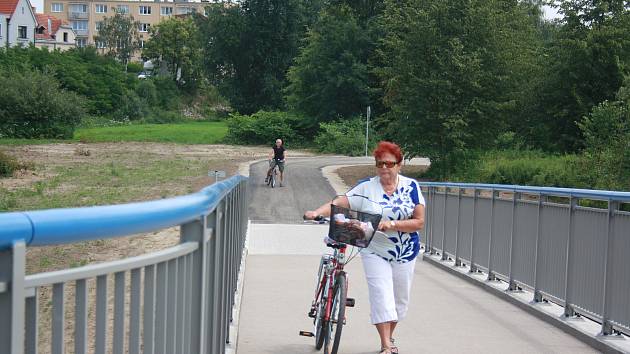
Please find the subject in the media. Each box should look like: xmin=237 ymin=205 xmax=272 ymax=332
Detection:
xmin=0 ymin=0 xmax=37 ymax=48
xmin=43 ymin=0 xmax=210 ymax=49
xmin=35 ymin=13 xmax=76 ymax=50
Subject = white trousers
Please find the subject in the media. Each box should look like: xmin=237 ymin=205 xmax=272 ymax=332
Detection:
xmin=361 ymin=252 xmax=416 ymax=325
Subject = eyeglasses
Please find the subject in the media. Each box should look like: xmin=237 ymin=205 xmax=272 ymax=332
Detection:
xmin=375 ymin=160 xmax=398 ymax=168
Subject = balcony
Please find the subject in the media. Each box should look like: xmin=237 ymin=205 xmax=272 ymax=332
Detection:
xmin=68 ymin=11 xmax=88 ymax=19
xmin=73 ymin=29 xmax=88 ymax=37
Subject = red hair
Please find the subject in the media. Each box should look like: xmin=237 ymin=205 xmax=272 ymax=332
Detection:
xmin=373 ymin=141 xmax=403 ymax=163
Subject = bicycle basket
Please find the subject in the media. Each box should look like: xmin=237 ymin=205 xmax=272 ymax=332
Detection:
xmin=328 ymin=204 xmax=382 ymax=248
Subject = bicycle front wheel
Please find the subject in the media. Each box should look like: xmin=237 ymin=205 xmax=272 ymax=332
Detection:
xmin=325 ymin=272 xmax=347 ymax=354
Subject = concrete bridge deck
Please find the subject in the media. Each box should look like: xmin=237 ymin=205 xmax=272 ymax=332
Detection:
xmin=236 ymin=224 xmax=598 ymax=354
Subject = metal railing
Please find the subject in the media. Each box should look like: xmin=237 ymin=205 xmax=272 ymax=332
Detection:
xmin=0 ymin=175 xmax=248 ymax=354
xmin=419 ymin=182 xmax=630 ymax=337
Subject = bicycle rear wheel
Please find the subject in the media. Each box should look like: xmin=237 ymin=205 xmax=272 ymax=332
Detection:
xmin=325 ymin=272 xmax=347 ymax=354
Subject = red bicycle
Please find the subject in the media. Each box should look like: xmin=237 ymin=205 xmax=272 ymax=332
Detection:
xmin=300 ymin=200 xmax=382 ymax=354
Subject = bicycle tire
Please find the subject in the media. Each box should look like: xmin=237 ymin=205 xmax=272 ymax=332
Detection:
xmin=325 ymin=272 xmax=347 ymax=354
xmin=271 ymin=173 xmax=276 ymax=188
xmin=314 ymin=276 xmax=328 ymax=350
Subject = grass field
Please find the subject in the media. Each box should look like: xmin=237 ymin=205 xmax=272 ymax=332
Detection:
xmin=75 ymin=121 xmax=228 ymax=144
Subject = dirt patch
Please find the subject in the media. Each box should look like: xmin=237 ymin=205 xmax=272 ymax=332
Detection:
xmin=336 ymin=164 xmax=430 ymax=188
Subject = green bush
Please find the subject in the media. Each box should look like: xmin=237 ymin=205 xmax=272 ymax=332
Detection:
xmin=0 ymin=151 xmax=19 ymax=177
xmin=443 ymin=150 xmax=586 ymax=188
xmin=314 ymin=117 xmax=378 ymax=156
xmin=225 ymin=111 xmax=304 ymax=145
xmin=0 ymin=70 xmax=86 ymax=139
xmin=153 ymin=76 xmax=181 ymax=110
xmin=135 ymin=80 xmax=158 ymax=107
xmin=126 ymin=61 xmax=144 ymax=73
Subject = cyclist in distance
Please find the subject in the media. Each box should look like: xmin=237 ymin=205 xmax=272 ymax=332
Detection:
xmin=304 ymin=141 xmax=425 ymax=354
xmin=266 ymin=138 xmax=286 ymax=187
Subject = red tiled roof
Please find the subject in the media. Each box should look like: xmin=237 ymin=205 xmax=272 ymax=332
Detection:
xmin=35 ymin=13 xmax=62 ymax=41
xmin=0 ymin=0 xmax=21 ymax=17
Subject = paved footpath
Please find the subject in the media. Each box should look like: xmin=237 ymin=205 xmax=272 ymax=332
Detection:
xmin=236 ymin=224 xmax=597 ymax=354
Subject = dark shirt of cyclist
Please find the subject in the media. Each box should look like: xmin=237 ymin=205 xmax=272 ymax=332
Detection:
xmin=267 ymin=139 xmax=287 ymax=186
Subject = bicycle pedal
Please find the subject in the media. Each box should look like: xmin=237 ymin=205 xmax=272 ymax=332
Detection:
xmin=346 ymin=298 xmax=355 ymax=307
xmin=299 ymin=331 xmax=314 ymax=337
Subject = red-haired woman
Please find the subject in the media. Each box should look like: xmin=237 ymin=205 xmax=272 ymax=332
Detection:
xmin=304 ymin=141 xmax=425 ymax=354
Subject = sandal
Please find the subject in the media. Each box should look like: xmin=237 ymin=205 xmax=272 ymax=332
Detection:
xmin=390 ymin=338 xmax=399 ymax=354
xmin=379 ymin=348 xmax=393 ymax=354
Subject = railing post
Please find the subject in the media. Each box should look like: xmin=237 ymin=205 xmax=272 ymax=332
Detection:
xmin=441 ymin=187 xmax=448 ymax=261
xmin=454 ymin=188 xmax=462 ymax=266
xmin=600 ymin=199 xmax=618 ymax=335
xmin=423 ymin=186 xmax=432 ymax=254
xmin=508 ymin=192 xmax=520 ymax=291
xmin=181 ymin=218 xmax=208 ymax=354
xmin=469 ymin=189 xmax=478 ymax=273
xmin=563 ymin=195 xmax=577 ymax=317
xmin=0 ymin=241 xmax=26 ymax=354
xmin=487 ymin=189 xmax=496 ymax=281
xmin=532 ymin=194 xmax=545 ymax=302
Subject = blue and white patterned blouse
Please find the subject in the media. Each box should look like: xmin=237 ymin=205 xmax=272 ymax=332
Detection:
xmin=346 ymin=175 xmax=425 ymax=263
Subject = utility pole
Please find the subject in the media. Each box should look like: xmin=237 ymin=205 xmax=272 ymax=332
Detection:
xmin=365 ymin=106 xmax=371 ymax=157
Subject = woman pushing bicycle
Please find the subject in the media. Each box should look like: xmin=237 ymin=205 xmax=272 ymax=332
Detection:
xmin=304 ymin=141 xmax=425 ymax=354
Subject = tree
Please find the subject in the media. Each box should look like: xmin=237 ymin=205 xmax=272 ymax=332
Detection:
xmin=285 ymin=5 xmax=373 ymax=127
xmin=143 ymin=17 xmax=202 ymax=88
xmin=528 ymin=0 xmax=630 ymax=151
xmin=198 ymin=0 xmax=318 ymax=113
xmin=375 ymin=0 xmax=544 ymax=176
xmin=93 ymin=12 xmax=141 ymax=70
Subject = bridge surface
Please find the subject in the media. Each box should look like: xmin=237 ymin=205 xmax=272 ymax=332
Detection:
xmin=236 ymin=158 xmax=599 ymax=354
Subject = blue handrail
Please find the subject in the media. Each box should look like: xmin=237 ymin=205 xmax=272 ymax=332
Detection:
xmin=0 ymin=175 xmax=246 ymax=249
xmin=417 ymin=182 xmax=630 ymax=202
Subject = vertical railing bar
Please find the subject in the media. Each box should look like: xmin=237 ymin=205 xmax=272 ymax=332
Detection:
xmin=428 ymin=187 xmax=434 ymax=254
xmin=52 ymin=282 xmax=65 ymax=354
xmin=176 ymin=256 xmax=186 ymax=353
xmin=454 ymin=188 xmax=462 ymax=266
xmin=600 ymin=199 xmax=618 ymax=335
xmin=219 ymin=200 xmax=228 ymax=350
xmin=75 ymin=279 xmax=88 ymax=354
xmin=441 ymin=187 xmax=448 ymax=260
xmin=9 ymin=241 xmax=26 ymax=354
xmin=533 ymin=194 xmax=544 ymax=302
xmin=469 ymin=189 xmax=478 ymax=273
xmin=508 ymin=192 xmax=519 ymax=291
xmin=129 ymin=268 xmax=141 ymax=354
xmin=143 ymin=264 xmax=156 ymax=354
xmin=95 ymin=274 xmax=108 ymax=354
xmin=487 ymin=189 xmax=496 ymax=281
xmin=185 ymin=253 xmax=194 ymax=354
xmin=113 ymin=271 xmax=126 ymax=354
xmin=155 ymin=261 xmax=168 ymax=354
xmin=563 ymin=195 xmax=577 ymax=317
xmin=25 ymin=287 xmax=39 ymax=354
xmin=166 ymin=259 xmax=177 ymax=354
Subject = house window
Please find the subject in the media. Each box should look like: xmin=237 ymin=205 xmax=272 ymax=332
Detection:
xmin=76 ymin=38 xmax=87 ymax=47
xmin=95 ymin=21 xmax=103 ymax=31
xmin=63 ymin=32 xmax=68 ymax=42
xmin=71 ymin=4 xmax=88 ymax=13
xmin=51 ymin=3 xmax=63 ymax=12
xmin=95 ymin=4 xmax=107 ymax=13
xmin=139 ymin=6 xmax=151 ymax=15
xmin=72 ymin=20 xmax=88 ymax=31
xmin=96 ymin=40 xmax=105 ymax=48
xmin=138 ymin=23 xmax=150 ymax=32
xmin=0 ymin=23 xmax=3 ymax=37
xmin=139 ymin=39 xmax=144 ymax=48
xmin=160 ymin=6 xmax=172 ymax=15
xmin=18 ymin=26 xmax=27 ymax=39
xmin=116 ymin=5 xmax=129 ymax=14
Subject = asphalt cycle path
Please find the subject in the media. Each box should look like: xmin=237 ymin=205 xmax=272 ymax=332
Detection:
xmin=248 ymin=156 xmax=377 ymax=223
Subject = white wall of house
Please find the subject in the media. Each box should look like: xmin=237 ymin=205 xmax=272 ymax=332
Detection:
xmin=0 ymin=14 xmax=7 ymax=47
xmin=5 ymin=0 xmax=37 ymax=47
